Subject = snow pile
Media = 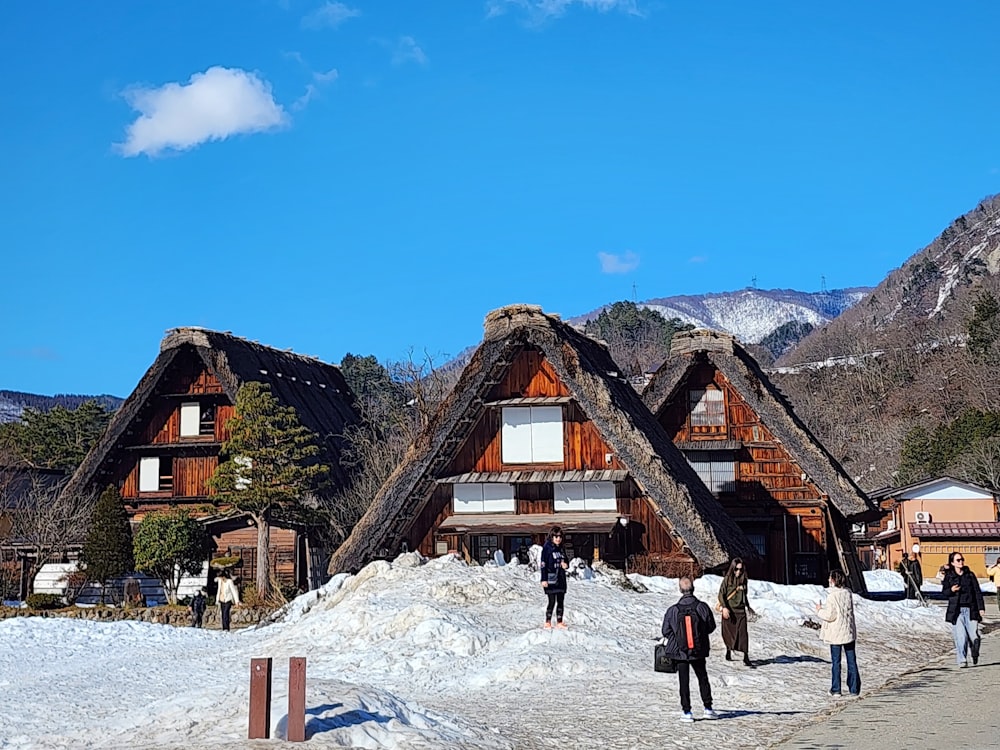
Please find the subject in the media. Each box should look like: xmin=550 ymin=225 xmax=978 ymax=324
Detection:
xmin=0 ymin=555 xmax=955 ymax=749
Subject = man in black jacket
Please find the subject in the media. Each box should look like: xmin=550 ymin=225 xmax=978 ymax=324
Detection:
xmin=662 ymin=576 xmax=717 ymax=722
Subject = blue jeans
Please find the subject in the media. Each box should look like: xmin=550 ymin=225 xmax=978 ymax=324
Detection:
xmin=830 ymin=642 xmax=860 ymax=695
xmin=952 ymin=607 xmax=978 ymax=664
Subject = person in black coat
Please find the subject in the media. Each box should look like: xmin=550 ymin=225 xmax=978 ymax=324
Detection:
xmin=189 ymin=587 xmax=207 ymax=628
xmin=899 ymin=552 xmax=923 ymax=600
xmin=540 ymin=526 xmax=569 ymax=629
xmin=941 ymin=551 xmax=986 ymax=667
xmin=661 ymin=576 xmax=717 ymax=721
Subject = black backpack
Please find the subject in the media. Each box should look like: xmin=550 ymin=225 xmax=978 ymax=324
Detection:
xmin=674 ymin=599 xmax=704 ymax=658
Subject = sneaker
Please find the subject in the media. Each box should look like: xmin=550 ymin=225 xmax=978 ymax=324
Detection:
xmin=555 ymin=621 xmax=568 ymax=629
xmin=679 ymin=712 xmax=694 ymax=723
xmin=971 ymin=637 xmax=981 ymax=665
xmin=543 ymin=622 xmax=552 ymax=630
xmin=703 ymin=709 xmax=718 ymax=720
xmin=959 ymin=662 xmax=968 ymax=668
xmin=829 ymin=690 xmax=842 ymax=697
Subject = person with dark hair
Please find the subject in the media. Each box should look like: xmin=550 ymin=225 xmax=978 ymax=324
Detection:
xmin=189 ymin=587 xmax=207 ymax=628
xmin=215 ymin=571 xmax=241 ymax=632
xmin=718 ymin=558 xmax=755 ymax=668
xmin=899 ymin=551 xmax=923 ymax=600
xmin=816 ymin=570 xmax=860 ymax=697
xmin=942 ymin=551 xmax=985 ymax=667
xmin=540 ymin=526 xmax=569 ymax=629
xmin=662 ymin=576 xmax=717 ymax=722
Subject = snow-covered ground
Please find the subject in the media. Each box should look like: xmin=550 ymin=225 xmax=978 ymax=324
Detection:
xmin=0 ymin=555 xmax=960 ymax=750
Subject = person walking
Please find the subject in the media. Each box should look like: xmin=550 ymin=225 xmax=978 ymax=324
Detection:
xmin=815 ymin=570 xmax=861 ymax=697
xmin=718 ymin=558 xmax=755 ymax=668
xmin=540 ymin=526 xmax=569 ymax=629
xmin=662 ymin=576 xmax=717 ymax=722
xmin=215 ymin=571 xmax=241 ymax=632
xmin=942 ymin=551 xmax=985 ymax=667
xmin=189 ymin=587 xmax=207 ymax=628
xmin=986 ymin=556 xmax=1000 ymax=613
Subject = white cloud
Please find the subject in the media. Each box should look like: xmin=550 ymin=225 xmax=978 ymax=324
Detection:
xmin=487 ymin=0 xmax=642 ymax=21
xmin=293 ymin=67 xmax=339 ymax=111
xmin=598 ymin=251 xmax=640 ymax=274
xmin=393 ymin=36 xmax=428 ymax=66
xmin=302 ymin=1 xmax=361 ymax=29
xmin=116 ymin=67 xmax=288 ymax=157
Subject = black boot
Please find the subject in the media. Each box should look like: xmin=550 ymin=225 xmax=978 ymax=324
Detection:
xmin=744 ymin=655 xmax=755 ymax=668
xmin=725 ymin=649 xmax=732 ymax=661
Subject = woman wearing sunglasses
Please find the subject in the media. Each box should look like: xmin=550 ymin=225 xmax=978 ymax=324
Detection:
xmin=942 ymin=551 xmax=986 ymax=667
xmin=718 ymin=558 xmax=755 ymax=667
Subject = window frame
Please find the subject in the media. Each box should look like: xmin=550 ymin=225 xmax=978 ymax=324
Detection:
xmin=500 ymin=405 xmax=564 ymax=464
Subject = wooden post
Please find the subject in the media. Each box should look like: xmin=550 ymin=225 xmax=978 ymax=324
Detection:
xmin=287 ymin=657 xmax=307 ymax=742
xmin=248 ymin=658 xmax=272 ymax=739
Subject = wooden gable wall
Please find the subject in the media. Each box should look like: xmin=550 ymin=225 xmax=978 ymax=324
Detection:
xmin=655 ymin=361 xmax=845 ymax=583
xmin=402 ymin=347 xmax=694 ymax=570
xmin=658 ymin=362 xmax=823 ymax=503
xmin=445 ymin=348 xmax=622 ymax=475
xmin=117 ymin=361 xmax=234 ymax=502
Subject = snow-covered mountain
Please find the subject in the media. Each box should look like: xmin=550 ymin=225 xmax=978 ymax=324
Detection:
xmin=574 ymin=287 xmax=871 ymax=344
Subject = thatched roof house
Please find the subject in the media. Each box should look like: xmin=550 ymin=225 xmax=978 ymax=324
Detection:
xmin=642 ymin=329 xmax=877 ymax=590
xmin=61 ymin=327 xmax=361 ymax=590
xmin=329 ymin=305 xmax=756 ymax=576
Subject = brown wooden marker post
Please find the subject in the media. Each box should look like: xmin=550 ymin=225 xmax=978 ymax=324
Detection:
xmin=248 ymin=657 xmax=273 ymax=739
xmin=287 ymin=657 xmax=307 ymax=742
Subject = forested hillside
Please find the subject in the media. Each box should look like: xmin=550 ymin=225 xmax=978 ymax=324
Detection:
xmin=772 ymin=194 xmax=1000 ymax=491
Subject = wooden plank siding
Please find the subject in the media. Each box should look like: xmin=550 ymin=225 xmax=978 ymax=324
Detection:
xmin=403 ymin=347 xmax=692 ymax=571
xmin=656 ymin=361 xmax=838 ymax=583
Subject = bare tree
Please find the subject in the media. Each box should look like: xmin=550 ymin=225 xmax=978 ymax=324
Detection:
xmin=953 ymin=436 xmax=1000 ymax=491
xmin=324 ymin=350 xmax=457 ymax=553
xmin=7 ymin=476 xmax=95 ymax=596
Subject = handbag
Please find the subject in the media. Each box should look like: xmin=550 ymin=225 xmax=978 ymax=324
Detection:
xmin=654 ymin=640 xmax=677 ymax=673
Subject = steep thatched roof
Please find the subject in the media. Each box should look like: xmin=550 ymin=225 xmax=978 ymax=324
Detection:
xmin=642 ymin=329 xmax=875 ymax=519
xmin=328 ymin=305 xmax=757 ymax=574
xmin=62 ymin=327 xmax=360 ymax=499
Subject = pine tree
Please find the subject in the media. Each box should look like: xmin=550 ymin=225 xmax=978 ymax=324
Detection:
xmin=0 ymin=400 xmax=112 ymax=471
xmin=207 ymin=382 xmax=329 ymax=600
xmin=80 ymin=485 xmax=135 ymax=603
xmin=133 ymin=510 xmax=214 ymax=605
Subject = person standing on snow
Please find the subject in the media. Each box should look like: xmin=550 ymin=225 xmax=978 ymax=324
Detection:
xmin=189 ymin=587 xmax=207 ymax=628
xmin=718 ymin=558 xmax=756 ymax=668
xmin=215 ymin=571 xmax=241 ymax=632
xmin=662 ymin=576 xmax=717 ymax=722
xmin=816 ymin=569 xmax=861 ymax=697
xmin=540 ymin=526 xmax=569 ymax=629
xmin=942 ymin=551 xmax=985 ymax=667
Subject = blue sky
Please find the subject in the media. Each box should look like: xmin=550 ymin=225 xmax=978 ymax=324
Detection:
xmin=3 ymin=1 xmax=1000 ymax=397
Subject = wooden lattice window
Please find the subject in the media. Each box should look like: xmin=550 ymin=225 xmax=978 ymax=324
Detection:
xmin=689 ymin=389 xmax=726 ymax=435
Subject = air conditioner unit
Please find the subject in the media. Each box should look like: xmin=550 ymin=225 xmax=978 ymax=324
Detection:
xmin=914 ymin=511 xmax=932 ymax=524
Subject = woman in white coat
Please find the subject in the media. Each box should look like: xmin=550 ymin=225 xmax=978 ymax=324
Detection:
xmin=815 ymin=570 xmax=860 ymax=697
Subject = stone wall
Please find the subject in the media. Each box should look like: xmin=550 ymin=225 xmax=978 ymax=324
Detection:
xmin=0 ymin=604 xmax=270 ymax=629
